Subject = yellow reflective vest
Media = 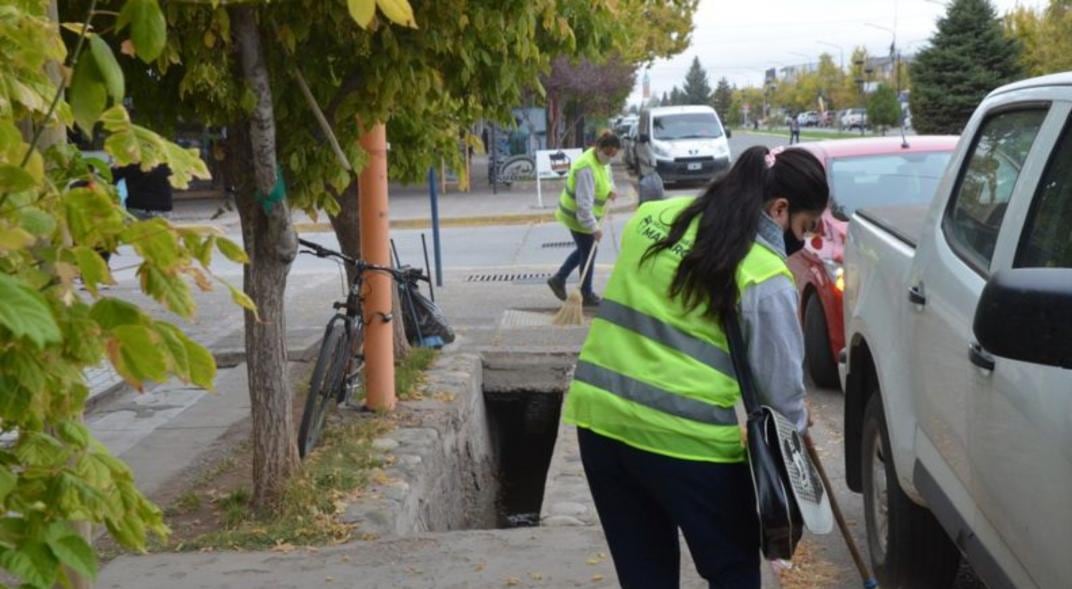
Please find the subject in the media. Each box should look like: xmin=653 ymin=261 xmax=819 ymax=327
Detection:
xmin=562 ymin=196 xmax=793 ymax=463
xmin=555 ymin=148 xmax=612 ymax=234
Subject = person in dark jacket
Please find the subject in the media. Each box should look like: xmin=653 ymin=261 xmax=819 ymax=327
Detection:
xmin=113 ymin=164 xmax=173 ymax=219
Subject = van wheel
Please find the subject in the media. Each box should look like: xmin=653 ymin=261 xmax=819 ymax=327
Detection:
xmin=862 ymin=394 xmax=961 ymax=589
xmin=804 ymin=295 xmax=840 ymax=389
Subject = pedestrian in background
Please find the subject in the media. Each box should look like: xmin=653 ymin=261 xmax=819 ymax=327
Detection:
xmin=547 ymin=132 xmax=620 ymax=307
xmin=789 ymin=114 xmax=801 ymax=144
xmin=562 ymin=146 xmax=828 ymax=588
xmin=113 ymin=164 xmax=173 ymax=220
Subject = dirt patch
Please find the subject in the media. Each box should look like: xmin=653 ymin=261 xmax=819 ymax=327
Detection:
xmin=777 ymin=538 xmax=843 ymax=589
xmin=97 ymin=350 xmax=437 ymax=558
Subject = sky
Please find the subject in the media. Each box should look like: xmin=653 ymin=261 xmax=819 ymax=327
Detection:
xmin=627 ymin=0 xmax=1046 ymax=106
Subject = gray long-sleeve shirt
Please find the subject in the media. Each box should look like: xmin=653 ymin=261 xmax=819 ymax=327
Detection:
xmin=572 ymin=165 xmax=615 ymax=232
xmin=739 ymin=214 xmax=809 ymax=433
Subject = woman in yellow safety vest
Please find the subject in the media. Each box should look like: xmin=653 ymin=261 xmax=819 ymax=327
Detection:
xmin=547 ymin=132 xmax=621 ymax=307
xmin=563 ymin=146 xmax=828 ymax=588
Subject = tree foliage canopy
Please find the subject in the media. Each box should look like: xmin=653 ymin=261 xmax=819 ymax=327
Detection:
xmin=910 ymin=0 xmax=1022 ymax=134
xmin=1005 ymin=0 xmax=1072 ymax=76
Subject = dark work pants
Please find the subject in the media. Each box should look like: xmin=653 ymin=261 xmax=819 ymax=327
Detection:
xmin=578 ymin=427 xmax=761 ymax=589
xmin=554 ymin=230 xmax=596 ymax=296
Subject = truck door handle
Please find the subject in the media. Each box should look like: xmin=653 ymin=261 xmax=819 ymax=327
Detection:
xmin=908 ymin=284 xmax=926 ymax=306
xmin=969 ymin=343 xmax=996 ymax=371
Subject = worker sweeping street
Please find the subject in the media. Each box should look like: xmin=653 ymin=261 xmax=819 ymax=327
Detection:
xmin=562 ymin=146 xmax=829 ymax=588
xmin=547 ymin=132 xmax=621 ymax=308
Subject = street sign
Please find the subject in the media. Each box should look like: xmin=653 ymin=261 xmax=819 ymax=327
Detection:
xmin=534 ymin=148 xmax=583 ymax=208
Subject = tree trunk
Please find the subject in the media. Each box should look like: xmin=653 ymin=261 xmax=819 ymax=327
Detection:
xmin=230 ymin=5 xmax=299 ymax=509
xmin=328 ymin=180 xmax=410 ymax=361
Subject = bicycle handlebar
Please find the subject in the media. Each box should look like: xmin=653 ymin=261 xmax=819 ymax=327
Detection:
xmin=298 ymin=238 xmax=422 ymax=281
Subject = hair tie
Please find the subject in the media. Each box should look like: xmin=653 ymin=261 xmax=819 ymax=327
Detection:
xmin=765 ymin=146 xmax=785 ymax=169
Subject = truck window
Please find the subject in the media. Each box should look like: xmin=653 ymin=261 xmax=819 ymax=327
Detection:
xmin=944 ymin=109 xmax=1047 ymax=273
xmin=1016 ymin=121 xmax=1072 ymax=269
xmin=652 ymin=113 xmax=724 ymax=140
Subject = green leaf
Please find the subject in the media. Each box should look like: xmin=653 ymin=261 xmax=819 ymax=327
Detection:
xmin=88 ymin=35 xmax=124 ymax=100
xmin=0 ymin=164 xmax=36 ymax=192
xmin=214 ymin=237 xmax=248 ymax=264
xmin=55 ymin=421 xmax=91 ymax=449
xmin=69 ymin=57 xmax=107 ymax=134
xmin=123 ymin=219 xmax=180 ymax=270
xmin=19 ymin=207 xmax=56 ymax=237
xmin=153 ymin=322 xmax=189 ymax=382
xmin=347 ymin=0 xmax=376 ymax=28
xmin=0 ymin=273 xmax=61 ymax=349
xmin=138 ymin=265 xmax=195 ymax=318
xmin=14 ymin=432 xmax=67 ymax=468
xmin=184 ymin=336 xmax=215 ymax=390
xmin=223 ymin=280 xmax=258 ymax=320
xmin=110 ymin=324 xmax=168 ymax=386
xmin=117 ymin=0 xmax=167 ymax=63
xmin=0 ymin=543 xmax=58 ymax=589
xmin=0 ymin=467 xmax=14 ymax=504
xmin=46 ymin=534 xmax=97 ymax=582
xmin=73 ymin=246 xmax=115 ymax=294
xmin=0 ymin=226 xmax=35 ymax=252
xmin=90 ymin=298 xmax=144 ymax=330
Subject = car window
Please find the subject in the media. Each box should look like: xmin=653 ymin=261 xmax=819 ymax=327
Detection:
xmin=829 ymin=152 xmax=952 ymax=215
xmin=943 ymin=109 xmax=1047 ymax=273
xmin=652 ymin=113 xmax=724 ymax=140
xmin=1016 ymin=121 xmax=1072 ymax=269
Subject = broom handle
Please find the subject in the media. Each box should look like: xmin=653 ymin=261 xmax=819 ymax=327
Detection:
xmin=804 ymin=435 xmax=877 ymax=586
xmin=579 ymin=238 xmax=599 ymax=287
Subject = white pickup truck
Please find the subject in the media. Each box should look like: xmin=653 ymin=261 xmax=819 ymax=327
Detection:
xmin=840 ymin=73 xmax=1072 ymax=589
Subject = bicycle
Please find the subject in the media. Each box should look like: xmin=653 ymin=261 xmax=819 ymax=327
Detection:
xmin=295 ymin=238 xmax=409 ymax=458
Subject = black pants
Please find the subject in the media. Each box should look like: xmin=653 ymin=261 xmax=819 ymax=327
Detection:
xmin=578 ymin=428 xmax=761 ymax=589
xmin=554 ymin=230 xmax=596 ymax=296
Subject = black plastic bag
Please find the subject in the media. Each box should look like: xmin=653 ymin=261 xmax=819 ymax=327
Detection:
xmin=397 ymin=269 xmax=455 ymax=346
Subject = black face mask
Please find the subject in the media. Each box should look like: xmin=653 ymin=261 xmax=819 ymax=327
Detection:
xmin=784 ymin=228 xmax=805 ymax=257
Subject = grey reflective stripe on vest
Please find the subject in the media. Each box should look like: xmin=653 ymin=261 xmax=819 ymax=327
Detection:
xmin=596 ymin=299 xmax=737 ymax=379
xmin=574 ymin=361 xmax=739 ymax=426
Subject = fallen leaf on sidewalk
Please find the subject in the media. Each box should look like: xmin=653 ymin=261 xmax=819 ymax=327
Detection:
xmin=529 ymin=572 xmax=544 ymax=580
xmin=272 ymin=542 xmax=297 ymax=553
xmin=592 ymin=574 xmax=605 ymax=582
xmin=505 ymin=576 xmax=522 ymax=586
xmin=475 ymin=562 xmax=487 ymax=572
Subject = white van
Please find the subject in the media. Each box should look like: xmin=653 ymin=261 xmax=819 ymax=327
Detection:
xmin=636 ymin=105 xmax=732 ymax=184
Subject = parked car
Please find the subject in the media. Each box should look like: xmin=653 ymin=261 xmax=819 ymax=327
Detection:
xmin=787 ymin=136 xmax=958 ymax=388
xmin=797 ymin=111 xmax=820 ymax=127
xmin=840 ymin=108 xmax=867 ymax=130
xmin=634 ymin=105 xmax=732 ymax=185
xmin=840 ymin=72 xmax=1072 ymax=589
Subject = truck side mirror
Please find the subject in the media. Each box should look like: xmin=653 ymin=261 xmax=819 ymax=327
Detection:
xmin=638 ymin=133 xmax=650 ymax=143
xmin=973 ymin=268 xmax=1072 ymax=369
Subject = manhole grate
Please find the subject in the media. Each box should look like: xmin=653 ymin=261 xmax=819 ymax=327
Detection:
xmin=541 ymin=241 xmax=574 ymax=249
xmin=466 ymin=272 xmax=554 ymax=283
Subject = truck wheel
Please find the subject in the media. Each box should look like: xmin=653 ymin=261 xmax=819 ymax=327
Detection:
xmin=804 ymin=295 xmax=840 ymax=389
xmin=862 ymin=394 xmax=961 ymax=589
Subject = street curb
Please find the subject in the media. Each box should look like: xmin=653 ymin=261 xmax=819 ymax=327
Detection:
xmin=293 ymin=200 xmax=639 ymax=233
xmin=85 ymin=380 xmax=129 ymax=414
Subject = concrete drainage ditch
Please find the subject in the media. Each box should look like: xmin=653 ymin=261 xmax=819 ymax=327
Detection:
xmin=343 ymin=350 xmax=576 ymax=538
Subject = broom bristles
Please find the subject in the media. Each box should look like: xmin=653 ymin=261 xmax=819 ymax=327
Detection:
xmin=552 ymin=289 xmax=585 ymax=326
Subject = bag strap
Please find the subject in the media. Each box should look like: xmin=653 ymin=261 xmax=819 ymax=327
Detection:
xmin=724 ymin=308 xmax=762 ymax=416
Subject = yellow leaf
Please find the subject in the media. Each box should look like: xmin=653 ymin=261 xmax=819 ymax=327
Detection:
xmin=376 ymin=0 xmax=417 ymax=28
xmin=121 ymin=39 xmax=136 ymax=57
xmin=347 ymin=0 xmax=376 ymax=28
xmin=0 ymin=226 xmax=35 ymax=252
xmin=203 ymin=30 xmax=216 ymax=49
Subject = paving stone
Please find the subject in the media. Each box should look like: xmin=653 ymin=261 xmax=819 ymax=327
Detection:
xmin=372 ymin=438 xmax=400 ymax=451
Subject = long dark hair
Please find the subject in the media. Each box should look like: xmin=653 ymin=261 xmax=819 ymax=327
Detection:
xmin=641 ymin=146 xmax=828 ymax=319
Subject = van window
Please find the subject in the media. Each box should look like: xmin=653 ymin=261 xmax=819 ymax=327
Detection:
xmin=653 ymin=113 xmax=724 ymax=140
xmin=1016 ymin=120 xmax=1072 ymax=269
xmin=943 ymin=108 xmax=1047 ymax=274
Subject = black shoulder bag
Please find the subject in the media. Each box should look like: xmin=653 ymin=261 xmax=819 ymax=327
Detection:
xmin=724 ymin=308 xmax=804 ymax=561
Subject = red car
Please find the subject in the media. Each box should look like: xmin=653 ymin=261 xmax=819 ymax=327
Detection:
xmin=789 ymin=136 xmax=959 ymax=388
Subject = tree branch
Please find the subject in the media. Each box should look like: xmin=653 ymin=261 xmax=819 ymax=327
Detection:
xmin=291 ymin=67 xmax=352 ymax=172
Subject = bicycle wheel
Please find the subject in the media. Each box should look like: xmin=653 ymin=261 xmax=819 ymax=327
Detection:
xmin=336 ymin=319 xmax=365 ymax=405
xmin=298 ymin=318 xmax=350 ymax=458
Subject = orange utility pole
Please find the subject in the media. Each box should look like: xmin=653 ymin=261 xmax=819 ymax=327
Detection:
xmin=359 ymin=123 xmax=396 ymax=411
